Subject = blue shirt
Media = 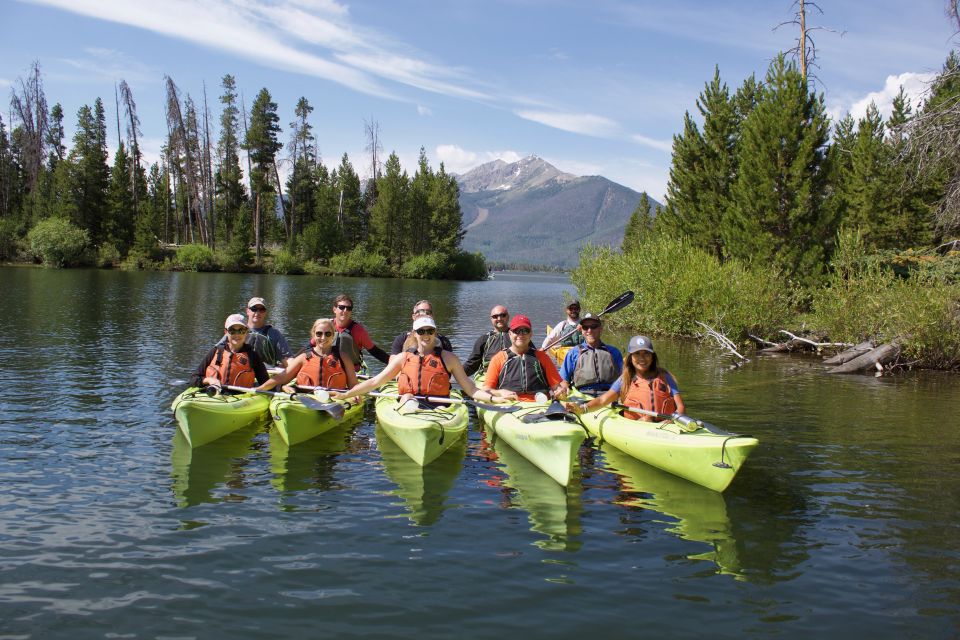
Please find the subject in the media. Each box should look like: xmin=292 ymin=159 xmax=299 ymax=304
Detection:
xmin=560 ymin=342 xmax=624 ymax=393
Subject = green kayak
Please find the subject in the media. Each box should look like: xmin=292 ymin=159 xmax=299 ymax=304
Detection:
xmin=171 ymin=387 xmax=269 ymax=448
xmin=374 ymin=382 xmax=469 ymax=466
xmin=476 ymin=401 xmax=585 ymax=487
xmin=577 ymin=403 xmax=758 ymax=492
xmin=269 ymin=393 xmax=363 ymax=446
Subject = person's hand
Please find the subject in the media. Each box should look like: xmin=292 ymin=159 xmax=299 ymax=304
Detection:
xmin=330 ymin=391 xmax=350 ymax=401
xmin=553 ymin=383 xmax=569 ymax=401
xmin=563 ymin=401 xmax=584 ymax=414
xmin=281 ymin=384 xmax=296 ymax=394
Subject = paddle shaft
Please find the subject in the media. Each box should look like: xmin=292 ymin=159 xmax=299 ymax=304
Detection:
xmin=367 ymin=391 xmax=518 ymax=413
xmin=541 ymin=290 xmax=635 ymax=351
xmin=220 ymin=384 xmax=345 ymax=418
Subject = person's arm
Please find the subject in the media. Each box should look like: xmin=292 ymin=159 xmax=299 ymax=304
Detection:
xmin=276 ymin=353 xmax=306 ymax=392
xmin=332 ymin=355 xmax=402 ymax=401
xmin=558 ymin=348 xmax=578 ymax=383
xmin=481 ymin=351 xmax=505 ymax=390
xmin=341 ymin=350 xmax=359 ymax=389
xmin=367 ymin=343 xmax=390 ymax=364
xmin=446 ymin=352 xmax=516 ymax=403
xmin=190 ymin=347 xmax=217 ymax=387
xmin=462 ymin=334 xmax=486 ymax=376
xmin=565 ymin=388 xmax=618 ymax=414
xmin=273 ymin=329 xmax=293 ymax=367
xmin=390 ymin=333 xmax=406 ymax=356
xmin=541 ymin=323 xmax=563 ymax=350
xmin=250 ymin=352 xmax=277 ymax=390
xmin=538 ymin=351 xmax=568 ymax=399
xmin=664 ymin=371 xmax=685 ymax=414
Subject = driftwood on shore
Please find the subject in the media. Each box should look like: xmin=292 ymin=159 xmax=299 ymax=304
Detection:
xmin=748 ymin=331 xmax=902 ymax=375
xmin=696 ymin=321 xmax=750 ymax=368
xmin=826 ymin=341 xmax=901 ymax=374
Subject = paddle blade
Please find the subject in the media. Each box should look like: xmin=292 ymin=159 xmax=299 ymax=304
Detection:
xmin=600 ymin=290 xmax=635 ymax=316
xmin=298 ymin=396 xmax=346 ymax=419
xmin=543 ymin=400 xmax=568 ymax=418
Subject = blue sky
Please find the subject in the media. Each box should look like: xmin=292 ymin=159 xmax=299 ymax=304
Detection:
xmin=2 ymin=0 xmax=956 ymax=200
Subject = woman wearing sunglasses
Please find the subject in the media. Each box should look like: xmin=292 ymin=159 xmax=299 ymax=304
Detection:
xmin=190 ymin=313 xmax=277 ymax=391
xmin=274 ymin=318 xmax=359 ymax=392
xmin=333 ymin=316 xmax=516 ymax=407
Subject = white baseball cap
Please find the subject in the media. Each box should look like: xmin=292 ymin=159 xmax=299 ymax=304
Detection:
xmin=412 ymin=316 xmax=437 ymax=331
xmin=224 ymin=313 xmax=247 ymax=329
xmin=247 ymin=297 xmax=267 ymax=309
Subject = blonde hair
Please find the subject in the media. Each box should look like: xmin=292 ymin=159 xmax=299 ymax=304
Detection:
xmin=310 ymin=318 xmax=335 ymax=341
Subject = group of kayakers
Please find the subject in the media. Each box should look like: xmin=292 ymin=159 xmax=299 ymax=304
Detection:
xmin=191 ymin=294 xmax=685 ymax=421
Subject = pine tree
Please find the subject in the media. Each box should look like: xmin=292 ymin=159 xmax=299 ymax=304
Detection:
xmin=622 ymin=192 xmax=653 ymax=252
xmin=429 ymin=163 xmax=464 ymax=255
xmin=108 ymin=141 xmax=135 ymax=252
xmin=335 ymin=153 xmax=364 ymax=246
xmin=369 ymin=152 xmax=408 ymax=264
xmin=885 ymin=88 xmax=934 ymax=246
xmin=214 ymin=75 xmax=246 ymax=244
xmin=663 ymin=68 xmax=741 ymax=258
xmin=287 ymin=97 xmax=317 ymax=241
xmin=69 ymin=100 xmax=110 ymax=245
xmin=408 ymin=148 xmax=432 ymax=256
xmin=243 ymin=88 xmax=282 ymax=262
xmin=724 ymin=55 xmax=831 ymax=283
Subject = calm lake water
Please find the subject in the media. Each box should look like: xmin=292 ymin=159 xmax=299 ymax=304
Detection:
xmin=0 ymin=267 xmax=958 ymax=639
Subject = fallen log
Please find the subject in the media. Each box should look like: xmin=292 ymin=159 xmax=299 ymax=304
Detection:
xmin=822 ymin=341 xmax=874 ymax=366
xmin=826 ymin=341 xmax=901 ymax=374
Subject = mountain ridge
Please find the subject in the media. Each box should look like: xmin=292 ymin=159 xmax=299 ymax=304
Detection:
xmin=455 ymin=156 xmax=657 ymax=269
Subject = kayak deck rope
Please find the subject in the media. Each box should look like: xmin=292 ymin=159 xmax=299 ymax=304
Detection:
xmin=712 ymin=434 xmax=755 ymax=469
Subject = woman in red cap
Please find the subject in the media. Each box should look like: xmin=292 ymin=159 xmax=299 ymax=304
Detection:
xmin=482 ymin=314 xmax=569 ymax=401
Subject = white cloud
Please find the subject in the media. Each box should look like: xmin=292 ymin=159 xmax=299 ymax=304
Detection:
xmin=630 ymin=133 xmax=673 ymax=153
xmin=60 ymin=47 xmax=158 ymax=84
xmin=514 ymin=110 xmax=620 ymax=137
xmin=417 ymin=104 xmax=433 ymax=116
xmin=845 ymin=71 xmax=936 ymax=121
xmin=0 ymin=77 xmax=11 ymax=89
xmin=435 ymin=144 xmax=522 ymax=174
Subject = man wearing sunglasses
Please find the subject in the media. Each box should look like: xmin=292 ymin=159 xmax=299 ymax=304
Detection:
xmin=558 ymin=313 xmax=623 ymax=396
xmin=332 ymin=294 xmax=390 ymax=370
xmin=390 ymin=300 xmax=454 ymax=355
xmin=482 ymin=314 xmax=568 ymax=401
xmin=541 ymin=299 xmax=584 ymax=349
xmin=215 ymin=297 xmax=292 ymax=367
xmin=463 ymin=304 xmax=512 ymax=376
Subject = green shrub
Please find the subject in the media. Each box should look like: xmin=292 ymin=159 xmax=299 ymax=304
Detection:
xmin=303 ymin=259 xmax=328 ymax=275
xmin=0 ymin=218 xmax=24 ymax=261
xmin=328 ymin=244 xmax=391 ymax=277
xmin=806 ymin=231 xmax=960 ymax=369
xmin=400 ymin=251 xmax=449 ymax=279
xmin=270 ymin=249 xmax=304 ymax=275
xmin=97 ymin=242 xmax=121 ymax=268
xmin=571 ymin=234 xmax=795 ymax=340
xmin=447 ymin=250 xmax=488 ymax=280
xmin=176 ymin=243 xmax=217 ymax=272
xmin=27 ymin=217 xmax=90 ymax=267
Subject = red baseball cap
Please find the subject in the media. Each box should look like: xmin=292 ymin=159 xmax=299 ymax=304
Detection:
xmin=509 ymin=314 xmax=532 ymax=331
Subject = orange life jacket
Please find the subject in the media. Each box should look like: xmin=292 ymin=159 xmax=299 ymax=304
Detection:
xmin=205 ymin=346 xmax=257 ymax=387
xmin=397 ymin=347 xmax=451 ymax=397
xmin=622 ymin=371 xmax=677 ymax=421
xmin=296 ymin=346 xmax=348 ymax=389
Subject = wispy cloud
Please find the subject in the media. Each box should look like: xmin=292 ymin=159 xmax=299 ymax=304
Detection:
xmin=514 ymin=110 xmax=620 ymax=137
xmin=59 ymin=47 xmax=158 ymax=84
xmin=435 ymin=144 xmax=522 ymax=174
xmin=631 ymin=133 xmax=673 ymax=153
xmin=0 ymin=78 xmax=11 ymax=89
xmin=417 ymin=105 xmax=433 ymax=116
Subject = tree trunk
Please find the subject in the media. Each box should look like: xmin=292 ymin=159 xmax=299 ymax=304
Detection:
xmin=826 ymin=342 xmax=900 ymax=374
xmin=822 ymin=341 xmax=875 ymax=366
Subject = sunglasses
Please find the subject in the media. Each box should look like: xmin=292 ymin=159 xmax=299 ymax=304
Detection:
xmin=581 ymin=324 xmax=601 ymax=331
xmin=249 ymin=306 xmax=266 ymax=313
xmin=415 ymin=327 xmax=436 ymax=336
xmin=336 ymin=304 xmax=353 ymax=311
xmin=227 ymin=327 xmax=248 ymax=335
xmin=315 ymin=330 xmax=334 ymax=338
xmin=491 ymin=312 xmax=508 ymax=319
xmin=413 ymin=308 xmax=432 ymax=316
xmin=511 ymin=327 xmax=531 ymax=335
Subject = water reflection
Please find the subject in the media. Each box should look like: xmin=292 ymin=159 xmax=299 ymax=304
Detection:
xmin=483 ymin=432 xmax=583 ymax=552
xmin=376 ymin=425 xmax=466 ymax=526
xmin=170 ymin=421 xmax=263 ymax=508
xmin=599 ymin=444 xmax=742 ymax=577
xmin=268 ymin=423 xmax=356 ymax=497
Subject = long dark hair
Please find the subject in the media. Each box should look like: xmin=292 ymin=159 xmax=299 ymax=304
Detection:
xmin=618 ymin=350 xmax=661 ymax=403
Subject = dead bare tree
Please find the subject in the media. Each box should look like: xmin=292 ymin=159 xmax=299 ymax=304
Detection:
xmin=118 ymin=80 xmax=142 ymax=220
xmin=202 ymin=82 xmax=215 ymax=250
xmin=9 ymin=61 xmax=49 ymax=193
xmin=774 ymin=1 xmax=844 ymax=85
xmin=240 ymin=94 xmax=259 ymax=261
xmin=164 ymin=76 xmax=207 ymax=246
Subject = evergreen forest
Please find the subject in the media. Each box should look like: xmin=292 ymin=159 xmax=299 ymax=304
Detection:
xmin=0 ymin=70 xmax=486 ymax=279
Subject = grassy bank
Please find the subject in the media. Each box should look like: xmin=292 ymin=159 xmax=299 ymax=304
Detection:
xmin=571 ymin=233 xmax=960 ymax=371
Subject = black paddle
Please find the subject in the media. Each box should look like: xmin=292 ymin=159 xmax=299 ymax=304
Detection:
xmin=218 ymin=384 xmax=346 ymax=419
xmin=367 ymin=391 xmax=520 ymax=413
xmin=610 ymin=403 xmax=730 ymax=435
xmin=541 ymin=290 xmax=635 ymax=351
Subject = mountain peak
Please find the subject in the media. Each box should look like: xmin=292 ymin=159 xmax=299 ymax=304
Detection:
xmin=456 ymin=155 xmax=576 ymax=193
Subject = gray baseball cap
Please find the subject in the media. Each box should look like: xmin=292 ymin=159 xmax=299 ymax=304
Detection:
xmin=627 ymin=335 xmax=654 ymax=353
